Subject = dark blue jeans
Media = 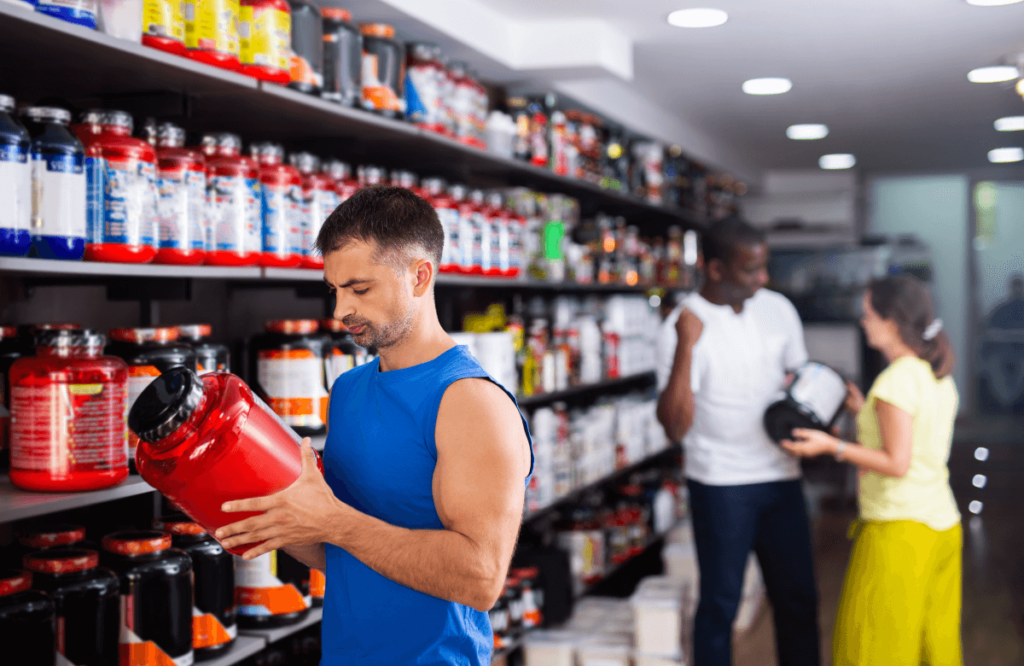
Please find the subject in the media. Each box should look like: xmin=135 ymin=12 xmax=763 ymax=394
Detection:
xmin=688 ymin=478 xmax=820 ymax=666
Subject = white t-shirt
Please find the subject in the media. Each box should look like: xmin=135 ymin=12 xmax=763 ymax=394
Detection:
xmin=657 ymin=289 xmax=808 ymax=486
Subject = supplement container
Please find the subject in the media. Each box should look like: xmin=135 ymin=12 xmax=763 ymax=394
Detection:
xmin=0 ymin=326 xmax=20 ymax=468
xmin=176 ymin=324 xmax=231 ymax=374
xmin=6 ymin=524 xmax=89 ymax=570
xmin=153 ymin=516 xmax=237 ymax=658
xmin=763 ymin=361 xmax=847 ymax=443
xmin=249 ymin=319 xmax=329 ymax=436
xmin=36 ymin=0 xmax=97 ymax=28
xmin=287 ymin=0 xmax=323 ymax=94
xmin=108 ymin=326 xmax=197 ymax=468
xmin=505 ymin=205 xmax=525 ymax=278
xmin=204 ymin=133 xmax=262 ymax=266
xmin=70 ymin=109 xmax=107 ymax=145
xmin=0 ymin=95 xmax=31 ymax=257
xmin=99 ymin=0 xmax=143 ymax=42
xmin=320 ymin=8 xmax=361 ymax=107
xmin=184 ymin=0 xmax=241 ymax=71
xmin=405 ymin=42 xmax=446 ymax=135
xmin=100 ymin=531 xmax=193 ymax=666
xmin=422 ymin=178 xmax=459 ymax=273
xmin=239 ymin=0 xmax=292 ymax=84
xmin=320 ymin=318 xmax=364 ymax=386
xmin=360 ymin=23 xmax=405 ymax=118
xmin=509 ymin=566 xmax=542 ymax=628
xmin=448 ymin=184 xmax=476 ymax=273
xmin=0 ymin=570 xmax=56 ymax=666
xmin=252 ymin=142 xmax=302 ymax=268
xmin=234 ymin=549 xmax=311 ymax=628
xmin=323 ymin=159 xmax=358 ymax=203
xmin=142 ymin=0 xmax=186 ymax=55
xmin=9 ymin=330 xmax=129 ymax=492
xmin=155 ymin=123 xmax=207 ymax=264
xmin=462 ymin=189 xmax=485 ymax=275
xmin=484 ymin=191 xmax=505 ymax=276
xmin=129 ymin=368 xmax=322 ymax=554
xmin=291 ymin=152 xmax=334 ymax=269
xmin=24 ymin=548 xmax=119 ymax=666
xmin=390 ymin=169 xmax=419 ymax=195
xmin=82 ymin=110 xmax=158 ymax=264
xmin=22 ymin=107 xmax=86 ymax=261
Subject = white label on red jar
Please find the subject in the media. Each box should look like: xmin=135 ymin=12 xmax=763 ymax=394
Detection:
xmin=158 ymin=166 xmax=206 ymax=251
xmin=10 ymin=382 xmax=128 ymax=473
xmin=257 ymin=349 xmax=326 ymax=428
xmin=436 ymin=206 xmax=458 ymax=267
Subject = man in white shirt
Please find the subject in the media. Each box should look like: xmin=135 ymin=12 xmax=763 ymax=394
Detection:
xmin=657 ymin=218 xmax=819 ymax=666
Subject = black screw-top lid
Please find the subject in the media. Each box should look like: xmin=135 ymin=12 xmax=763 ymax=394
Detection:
xmin=128 ymin=367 xmax=205 ymax=443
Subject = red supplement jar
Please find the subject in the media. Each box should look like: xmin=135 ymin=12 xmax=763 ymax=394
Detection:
xmin=155 ymin=123 xmax=207 ymax=265
xmin=70 ymin=108 xmax=106 ymax=144
xmin=291 ymin=152 xmax=333 ymax=269
xmin=130 ymin=368 xmax=322 ymax=556
xmin=82 ymin=111 xmax=158 ymax=264
xmin=0 ymin=325 xmax=19 ymax=469
xmin=204 ymin=133 xmax=262 ymax=266
xmin=9 ymin=330 xmax=129 ymax=492
xmin=421 ymin=178 xmax=459 ymax=274
xmin=324 ymin=159 xmax=358 ymax=203
xmin=253 ymin=142 xmax=302 ymax=268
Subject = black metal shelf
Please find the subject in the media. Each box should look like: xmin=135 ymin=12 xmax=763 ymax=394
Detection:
xmin=517 ymin=371 xmax=656 ymax=408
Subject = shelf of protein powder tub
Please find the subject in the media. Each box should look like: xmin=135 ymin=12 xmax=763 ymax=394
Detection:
xmin=238 ymin=607 xmax=324 ymax=645
xmin=0 ymin=474 xmax=154 ymax=523
xmin=0 ymin=3 xmax=256 ymax=100
xmin=517 ymin=371 xmax=657 ymax=408
xmin=524 ymin=443 xmax=682 ymax=521
xmin=199 ymin=635 xmax=268 ymax=666
xmin=0 ymin=256 xmax=264 ymax=280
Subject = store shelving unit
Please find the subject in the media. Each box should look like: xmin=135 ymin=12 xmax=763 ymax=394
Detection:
xmin=517 ymin=372 xmax=656 ymax=408
xmin=238 ymin=608 xmax=325 ymax=645
xmin=201 ymin=636 xmax=268 ymax=666
xmin=0 ymin=474 xmax=154 ymax=523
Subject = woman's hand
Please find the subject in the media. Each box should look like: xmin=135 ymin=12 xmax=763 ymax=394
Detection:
xmin=844 ymin=380 xmax=865 ymax=414
xmin=781 ymin=428 xmax=841 ymax=458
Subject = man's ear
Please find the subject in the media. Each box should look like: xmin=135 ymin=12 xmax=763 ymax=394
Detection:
xmin=706 ymin=257 xmax=725 ymax=283
xmin=412 ymin=258 xmax=434 ymax=296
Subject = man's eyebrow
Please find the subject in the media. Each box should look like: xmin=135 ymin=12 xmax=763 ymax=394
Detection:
xmin=325 ymin=278 xmax=375 ymax=289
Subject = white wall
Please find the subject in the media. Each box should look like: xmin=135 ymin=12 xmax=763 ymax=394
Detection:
xmin=868 ymin=175 xmax=970 ymax=406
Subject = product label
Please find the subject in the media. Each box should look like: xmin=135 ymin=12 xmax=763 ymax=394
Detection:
xmin=436 ymin=206 xmax=458 ymax=267
xmin=405 ymin=64 xmax=443 ymax=128
xmin=458 ymin=213 xmax=478 ymax=270
xmin=498 ymin=219 xmax=512 ymax=272
xmin=158 ymin=166 xmax=206 ymax=250
xmin=326 ymin=349 xmax=354 ymax=387
xmin=128 ymin=365 xmax=161 ymax=412
xmin=10 ymin=381 xmax=129 ymax=473
xmin=185 ymin=0 xmax=239 ymax=55
xmin=192 ymin=608 xmax=235 ymax=649
xmin=234 ymin=551 xmax=310 ymax=616
xmin=209 ymin=174 xmax=260 ymax=253
xmin=261 ymin=182 xmax=292 ymax=256
xmin=143 ymin=0 xmax=185 ymax=42
xmin=478 ymin=212 xmax=494 ymax=273
xmin=31 ymin=153 xmax=86 ymax=239
xmin=302 ymin=187 xmax=333 ymax=259
xmin=789 ymin=362 xmax=847 ymax=424
xmin=361 ymin=53 xmax=404 ymax=113
xmin=121 ymin=595 xmax=194 ymax=666
xmin=35 ymin=0 xmax=97 ymax=27
xmin=287 ymin=183 xmax=304 ymax=256
xmin=0 ymin=145 xmax=31 ymax=234
xmin=239 ymin=6 xmax=290 ymax=70
xmin=87 ymin=157 xmax=158 ymax=247
xmin=257 ymin=349 xmax=327 ymax=427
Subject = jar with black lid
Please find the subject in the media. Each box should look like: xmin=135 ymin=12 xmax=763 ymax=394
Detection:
xmin=154 ymin=516 xmax=237 ymax=659
xmin=321 ymin=7 xmax=361 ymax=107
xmin=101 ymin=530 xmax=193 ymax=666
xmin=176 ymin=324 xmax=231 ymax=375
xmin=359 ymin=23 xmax=405 ymax=119
xmin=5 ymin=523 xmax=89 ymax=570
xmin=0 ymin=569 xmax=55 ymax=666
xmin=249 ymin=320 xmax=331 ymax=437
xmin=24 ymin=548 xmax=119 ymax=666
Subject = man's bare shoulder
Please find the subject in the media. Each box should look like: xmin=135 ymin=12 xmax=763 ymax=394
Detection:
xmin=438 ymin=377 xmax=520 ymax=425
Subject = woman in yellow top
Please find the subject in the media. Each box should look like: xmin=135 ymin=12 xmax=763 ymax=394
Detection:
xmin=783 ymin=275 xmax=961 ymax=666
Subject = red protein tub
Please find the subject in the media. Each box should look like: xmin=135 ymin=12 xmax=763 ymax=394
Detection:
xmin=155 ymin=123 xmax=207 ymax=265
xmin=203 ymin=133 xmax=262 ymax=266
xmin=130 ymin=368 xmax=321 ymax=556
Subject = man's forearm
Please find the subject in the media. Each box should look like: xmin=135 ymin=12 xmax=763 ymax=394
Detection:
xmin=283 ymin=543 xmax=327 ymax=572
xmin=325 ymin=502 xmax=505 ymax=612
xmin=657 ymin=343 xmax=695 ymax=442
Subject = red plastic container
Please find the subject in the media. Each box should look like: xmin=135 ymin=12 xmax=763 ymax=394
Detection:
xmin=423 ymin=178 xmax=459 ymax=274
xmin=8 ymin=330 xmax=129 ymax=492
xmin=70 ymin=109 xmax=106 ymax=144
xmin=324 ymin=160 xmax=358 ymax=203
xmin=239 ymin=0 xmax=292 ymax=84
xmin=292 ymin=152 xmax=333 ymax=269
xmin=461 ymin=189 xmax=485 ymax=275
xmin=142 ymin=0 xmax=186 ymax=56
xmin=185 ymin=0 xmax=241 ymax=71
xmin=155 ymin=123 xmax=207 ymax=265
xmin=203 ymin=134 xmax=262 ymax=266
xmin=131 ymin=369 xmax=321 ymax=556
xmin=82 ymin=111 xmax=158 ymax=264
xmin=505 ymin=208 xmax=525 ymax=278
xmin=482 ymin=192 xmax=505 ymax=277
xmin=253 ymin=143 xmax=302 ymax=268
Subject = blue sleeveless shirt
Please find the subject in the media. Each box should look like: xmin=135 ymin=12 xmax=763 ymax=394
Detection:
xmin=320 ymin=345 xmax=533 ymax=665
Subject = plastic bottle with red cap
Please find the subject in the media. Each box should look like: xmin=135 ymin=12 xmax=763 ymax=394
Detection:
xmin=485 ymin=191 xmax=509 ymax=277
xmin=24 ymin=548 xmax=119 ymax=666
xmin=155 ymin=122 xmax=207 ymax=265
xmin=252 ymin=142 xmax=302 ymax=268
xmin=81 ymin=110 xmax=158 ymax=264
xmin=249 ymin=319 xmax=330 ymax=436
xmin=463 ymin=189 xmax=487 ymax=275
xmin=100 ymin=531 xmax=193 ymax=666
xmin=142 ymin=0 xmax=187 ymax=56
xmin=422 ymin=178 xmax=460 ymax=274
xmin=239 ymin=0 xmax=292 ymax=84
xmin=323 ymin=159 xmax=358 ymax=205
xmin=449 ymin=184 xmax=479 ymax=274
xmin=70 ymin=108 xmax=106 ymax=145
xmin=153 ymin=516 xmax=237 ymax=658
xmin=184 ymin=0 xmax=241 ymax=71
xmin=505 ymin=203 xmax=525 ymax=278
xmin=8 ymin=329 xmax=129 ymax=492
xmin=203 ymin=133 xmax=262 ymax=266
xmin=290 ymin=152 xmax=333 ymax=269
xmin=0 ymin=570 xmax=55 ymax=666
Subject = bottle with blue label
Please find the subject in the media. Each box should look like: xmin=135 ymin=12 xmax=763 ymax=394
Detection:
xmin=154 ymin=123 xmax=206 ymax=265
xmin=252 ymin=142 xmax=301 ymax=268
xmin=203 ymin=133 xmax=261 ymax=266
xmin=0 ymin=95 xmax=31 ymax=257
xmin=21 ymin=107 xmax=86 ymax=261
xmin=35 ymin=0 xmax=97 ymax=28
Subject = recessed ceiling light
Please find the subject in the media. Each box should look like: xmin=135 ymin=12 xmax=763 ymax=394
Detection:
xmin=965 ymin=0 xmax=1023 ymax=6
xmin=995 ymin=116 xmax=1024 ymax=131
xmin=667 ymin=8 xmax=728 ymax=27
xmin=819 ymin=153 xmax=856 ymax=170
xmin=742 ymin=78 xmax=792 ymax=95
xmin=967 ymin=65 xmax=1019 ymax=82
xmin=787 ymin=124 xmax=829 ymax=140
xmin=988 ymin=147 xmax=1024 ymax=163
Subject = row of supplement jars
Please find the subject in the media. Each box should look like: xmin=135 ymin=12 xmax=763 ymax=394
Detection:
xmin=1 ymin=520 xmax=324 ymax=666
xmin=0 ymin=99 xmax=352 ymax=267
xmin=0 ymin=319 xmax=367 ymax=492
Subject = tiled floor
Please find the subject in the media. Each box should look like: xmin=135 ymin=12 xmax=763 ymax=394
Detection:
xmin=734 ymin=433 xmax=1024 ymax=666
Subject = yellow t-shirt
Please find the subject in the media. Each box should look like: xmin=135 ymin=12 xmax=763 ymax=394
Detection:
xmin=856 ymin=356 xmax=961 ymax=531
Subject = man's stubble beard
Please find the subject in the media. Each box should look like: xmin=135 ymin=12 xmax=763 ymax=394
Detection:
xmin=351 ymin=305 xmax=416 ymax=350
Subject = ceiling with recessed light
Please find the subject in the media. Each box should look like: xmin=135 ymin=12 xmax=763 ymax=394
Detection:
xmin=336 ymin=0 xmax=1024 ymax=180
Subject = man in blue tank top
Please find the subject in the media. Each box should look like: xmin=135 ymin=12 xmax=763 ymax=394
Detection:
xmin=215 ymin=185 xmax=534 ymax=664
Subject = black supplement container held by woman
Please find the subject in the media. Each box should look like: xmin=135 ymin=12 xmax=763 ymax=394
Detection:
xmin=154 ymin=516 xmax=237 ymax=660
xmin=101 ymin=530 xmax=193 ymax=666
xmin=320 ymin=7 xmax=361 ymax=107
xmin=249 ymin=319 xmax=329 ymax=437
xmin=24 ymin=548 xmax=119 ymax=666
xmin=0 ymin=569 xmax=55 ymax=666
xmin=288 ymin=0 xmax=324 ymax=95
xmin=176 ymin=324 xmax=231 ymax=375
